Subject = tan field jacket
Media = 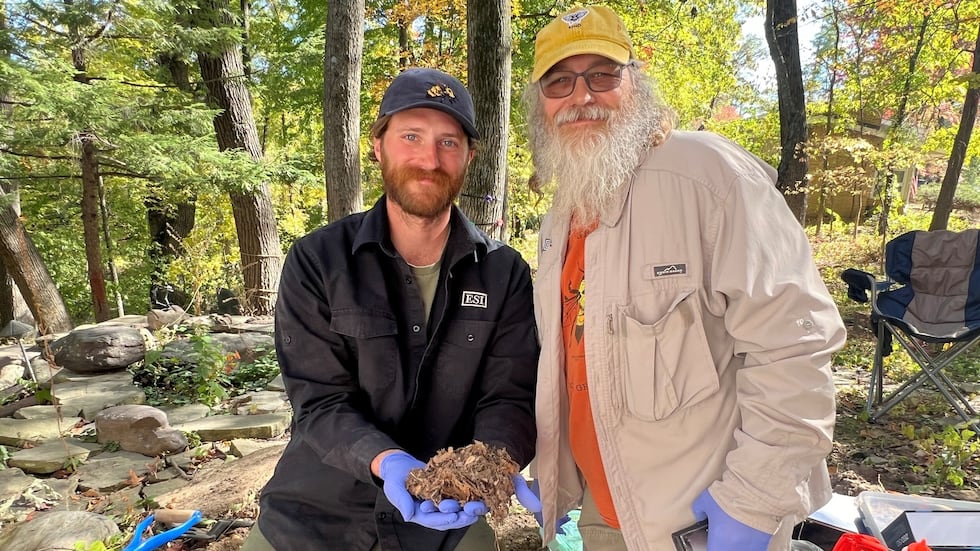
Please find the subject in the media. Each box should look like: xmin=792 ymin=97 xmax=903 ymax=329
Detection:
xmin=532 ymin=130 xmax=847 ymax=551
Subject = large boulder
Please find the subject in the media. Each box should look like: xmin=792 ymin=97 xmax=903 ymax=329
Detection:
xmin=0 ymin=510 xmax=119 ymax=551
xmin=51 ymin=326 xmax=149 ymax=373
xmin=95 ymin=404 xmax=188 ymax=457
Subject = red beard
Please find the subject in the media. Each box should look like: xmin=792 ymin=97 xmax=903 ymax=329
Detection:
xmin=382 ymin=164 xmax=464 ymax=218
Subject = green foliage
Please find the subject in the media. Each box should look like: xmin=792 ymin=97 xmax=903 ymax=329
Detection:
xmin=102 ymin=441 xmax=122 ymax=453
xmin=71 ymin=531 xmax=126 ymax=551
xmin=909 ymin=426 xmax=980 ymax=491
xmin=137 ymin=329 xmax=230 ymax=406
xmin=0 ymin=445 xmax=10 ymax=469
xmin=184 ymin=431 xmax=203 ymax=449
xmin=229 ymin=347 xmax=280 ymax=394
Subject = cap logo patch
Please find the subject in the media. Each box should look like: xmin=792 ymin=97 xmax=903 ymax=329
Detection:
xmin=562 ymin=9 xmax=589 ymax=27
xmin=426 ymin=83 xmax=457 ymax=102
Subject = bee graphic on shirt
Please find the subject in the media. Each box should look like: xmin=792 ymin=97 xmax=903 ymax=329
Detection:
xmin=563 ymin=277 xmax=586 ymax=343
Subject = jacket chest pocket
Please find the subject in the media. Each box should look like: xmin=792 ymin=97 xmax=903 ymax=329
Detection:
xmin=330 ymin=309 xmax=399 ymax=385
xmin=616 ymin=289 xmax=719 ymax=421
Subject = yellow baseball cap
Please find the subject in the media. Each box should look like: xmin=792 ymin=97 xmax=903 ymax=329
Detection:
xmin=531 ymin=5 xmax=635 ymax=83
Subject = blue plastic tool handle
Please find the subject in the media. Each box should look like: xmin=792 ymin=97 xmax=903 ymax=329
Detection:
xmin=123 ymin=509 xmax=204 ymax=551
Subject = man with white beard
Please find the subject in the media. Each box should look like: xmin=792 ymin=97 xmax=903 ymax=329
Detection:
xmin=524 ymin=6 xmax=847 ymax=551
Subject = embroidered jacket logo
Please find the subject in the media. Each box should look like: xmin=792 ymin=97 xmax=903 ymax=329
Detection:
xmin=654 ymin=264 xmax=687 ymax=277
xmin=461 ymin=291 xmax=488 ymax=308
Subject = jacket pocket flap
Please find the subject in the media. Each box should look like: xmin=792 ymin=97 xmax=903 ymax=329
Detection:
xmin=330 ymin=309 xmax=398 ymax=338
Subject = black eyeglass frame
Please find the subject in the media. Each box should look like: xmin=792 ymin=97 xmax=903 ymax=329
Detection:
xmin=538 ymin=61 xmax=636 ymax=99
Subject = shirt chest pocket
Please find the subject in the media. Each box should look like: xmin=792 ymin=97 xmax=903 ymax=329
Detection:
xmin=616 ymin=289 xmax=719 ymax=421
xmin=330 ymin=309 xmax=399 ymax=385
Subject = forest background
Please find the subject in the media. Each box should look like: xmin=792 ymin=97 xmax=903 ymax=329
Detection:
xmin=0 ymin=0 xmax=979 ymax=331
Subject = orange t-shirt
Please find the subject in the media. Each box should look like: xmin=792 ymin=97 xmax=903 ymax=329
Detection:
xmin=561 ymin=225 xmax=619 ymax=528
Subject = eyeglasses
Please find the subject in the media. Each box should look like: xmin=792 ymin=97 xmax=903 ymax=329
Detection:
xmin=538 ymin=62 xmax=633 ymax=99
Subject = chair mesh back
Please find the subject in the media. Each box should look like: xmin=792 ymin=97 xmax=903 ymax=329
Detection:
xmin=879 ymin=229 xmax=980 ymax=341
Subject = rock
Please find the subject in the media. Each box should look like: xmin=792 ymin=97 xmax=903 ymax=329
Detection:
xmin=100 ymin=477 xmax=191 ymax=517
xmin=75 ymin=451 xmax=163 ymax=493
xmin=229 ymin=438 xmax=285 ymax=458
xmin=230 ymin=391 xmax=289 ymax=415
xmin=51 ymin=325 xmax=148 ymax=373
xmin=147 ymin=305 xmax=188 ymax=331
xmin=160 ymin=403 xmax=212 ymax=425
xmin=7 ymin=441 xmax=92 ymax=474
xmin=1 ymin=362 xmax=23 ymax=388
xmin=174 ymin=412 xmax=291 ymax=441
xmin=13 ymin=406 xmax=64 ymax=420
xmin=95 ymin=405 xmax=188 ymax=457
xmin=0 ymin=510 xmax=119 ymax=551
xmin=0 ymin=475 xmax=79 ymax=524
xmin=0 ymin=417 xmax=84 ymax=447
xmin=265 ymin=374 xmax=285 ymax=391
xmin=0 ymin=468 xmax=35 ymax=522
xmin=51 ymin=372 xmax=146 ymax=420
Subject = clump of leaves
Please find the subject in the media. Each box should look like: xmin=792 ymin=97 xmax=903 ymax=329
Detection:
xmin=228 ymin=347 xmax=279 ymax=393
xmin=924 ymin=426 xmax=980 ymax=491
xmin=135 ymin=330 xmax=230 ymax=406
xmin=0 ymin=444 xmax=10 ymax=469
xmin=407 ymin=441 xmax=520 ymax=522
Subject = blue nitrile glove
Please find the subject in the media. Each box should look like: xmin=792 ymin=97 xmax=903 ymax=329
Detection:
xmin=528 ymin=479 xmax=571 ymax=535
xmin=418 ymin=499 xmax=485 ymax=530
xmin=692 ymin=489 xmax=772 ymax=551
xmin=378 ymin=451 xmax=481 ymax=531
xmin=513 ymin=475 xmax=542 ymax=513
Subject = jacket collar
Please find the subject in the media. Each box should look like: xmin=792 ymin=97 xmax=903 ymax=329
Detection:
xmin=352 ymin=195 xmax=486 ymax=264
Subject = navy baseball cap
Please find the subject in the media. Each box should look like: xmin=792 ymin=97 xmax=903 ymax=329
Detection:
xmin=378 ymin=68 xmax=480 ymax=139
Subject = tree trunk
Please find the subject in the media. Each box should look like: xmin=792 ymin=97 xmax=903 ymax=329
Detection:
xmin=816 ymin=4 xmax=842 ymax=237
xmin=323 ymin=0 xmax=365 ymax=222
xmin=765 ymin=0 xmax=808 ymax=223
xmin=80 ymin=133 xmax=111 ymax=322
xmin=930 ymin=24 xmax=980 ymax=231
xmin=0 ymin=190 xmax=73 ymax=334
xmin=70 ymin=13 xmax=112 ymax=322
xmin=195 ymin=0 xmax=282 ymax=315
xmin=463 ymin=0 xmax=510 ymax=241
xmin=148 ymin=53 xmax=199 ymax=309
xmin=0 ymin=5 xmax=36 ymax=327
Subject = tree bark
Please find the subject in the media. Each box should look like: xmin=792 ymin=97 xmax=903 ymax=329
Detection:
xmin=148 ymin=53 xmax=199 ymax=308
xmin=930 ymin=24 xmax=980 ymax=231
xmin=766 ymin=0 xmax=808 ymax=223
xmin=195 ymin=0 xmax=282 ymax=315
xmin=0 ymin=4 xmax=36 ymax=327
xmin=0 ymin=191 xmax=73 ymax=334
xmin=323 ymin=0 xmax=365 ymax=222
xmin=463 ymin=0 xmax=510 ymax=240
xmin=79 ymin=133 xmax=111 ymax=322
xmin=70 ymin=7 xmax=112 ymax=322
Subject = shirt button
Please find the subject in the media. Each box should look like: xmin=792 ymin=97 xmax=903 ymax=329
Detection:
xmin=406 ymin=277 xmax=413 ymax=284
xmin=377 ymin=512 xmax=387 ymax=520
xmin=412 ymin=325 xmax=421 ymax=333
xmin=466 ymin=334 xmax=475 ymax=342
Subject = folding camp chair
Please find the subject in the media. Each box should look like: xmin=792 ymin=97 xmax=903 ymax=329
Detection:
xmin=841 ymin=229 xmax=980 ymax=433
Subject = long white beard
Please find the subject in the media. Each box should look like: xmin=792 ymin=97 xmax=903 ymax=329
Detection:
xmin=526 ymin=75 xmax=671 ymax=231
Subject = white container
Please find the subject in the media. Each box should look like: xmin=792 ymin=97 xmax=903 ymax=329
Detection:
xmin=855 ymin=491 xmax=980 ymax=544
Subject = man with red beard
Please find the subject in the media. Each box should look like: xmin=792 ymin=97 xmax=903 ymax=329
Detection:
xmin=244 ymin=68 xmax=540 ymax=551
xmin=525 ymin=6 xmax=846 ymax=551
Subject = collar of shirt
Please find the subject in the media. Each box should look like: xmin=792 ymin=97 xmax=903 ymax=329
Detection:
xmin=351 ymin=195 xmax=486 ymax=267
